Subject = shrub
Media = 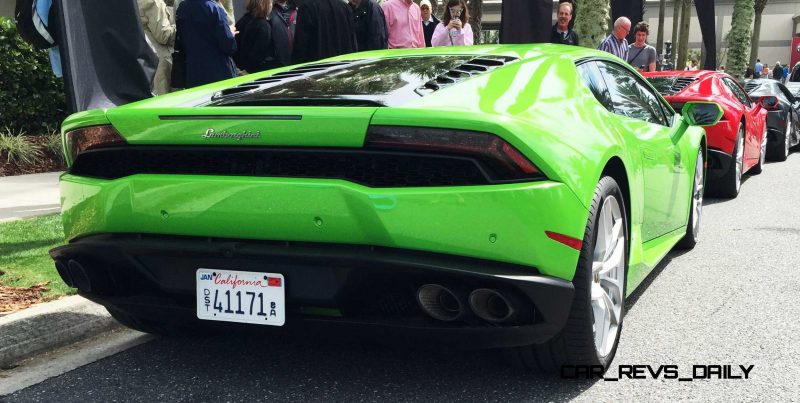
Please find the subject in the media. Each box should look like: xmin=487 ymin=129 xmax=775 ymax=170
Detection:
xmin=0 ymin=127 xmax=44 ymax=165
xmin=0 ymin=17 xmax=67 ymax=134
xmin=44 ymin=128 xmax=64 ymax=163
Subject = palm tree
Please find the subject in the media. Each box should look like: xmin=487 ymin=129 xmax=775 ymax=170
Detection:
xmin=670 ymin=0 xmax=682 ymax=65
xmin=727 ymin=0 xmax=755 ymax=78
xmin=468 ymin=0 xmax=483 ymax=44
xmin=575 ymin=0 xmax=610 ymax=49
xmin=656 ymin=0 xmax=667 ymax=55
xmin=749 ymin=0 xmax=769 ymax=69
xmin=676 ymin=0 xmax=691 ymax=70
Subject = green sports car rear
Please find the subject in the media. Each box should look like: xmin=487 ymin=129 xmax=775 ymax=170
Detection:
xmin=51 ymin=44 xmax=717 ymax=372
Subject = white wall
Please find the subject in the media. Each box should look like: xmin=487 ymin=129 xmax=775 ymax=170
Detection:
xmin=644 ymin=0 xmax=799 ymax=67
xmin=0 ymin=0 xmax=14 ymax=18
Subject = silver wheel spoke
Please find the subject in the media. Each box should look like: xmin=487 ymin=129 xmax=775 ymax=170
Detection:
xmin=600 ymin=277 xmax=623 ymax=305
xmin=590 ymin=194 xmax=625 ymax=357
xmin=692 ymin=152 xmax=704 ymax=236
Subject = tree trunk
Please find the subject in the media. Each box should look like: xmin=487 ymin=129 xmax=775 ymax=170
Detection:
xmin=670 ymin=0 xmax=682 ymax=65
xmin=656 ymin=0 xmax=666 ymax=55
xmin=575 ymin=0 xmax=611 ymax=49
xmin=676 ymin=0 xmax=691 ymax=70
xmin=468 ymin=0 xmax=483 ymax=45
xmin=749 ymin=0 xmax=769 ymax=69
xmin=728 ymin=0 xmax=755 ymax=78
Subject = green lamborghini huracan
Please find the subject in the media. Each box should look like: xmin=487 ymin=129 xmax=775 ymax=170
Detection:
xmin=50 ymin=44 xmax=720 ymax=372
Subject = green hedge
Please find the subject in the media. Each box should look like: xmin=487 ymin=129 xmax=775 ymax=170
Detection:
xmin=0 ymin=17 xmax=66 ymax=134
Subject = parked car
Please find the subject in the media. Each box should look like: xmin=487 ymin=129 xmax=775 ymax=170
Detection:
xmin=784 ymin=81 xmax=800 ymax=98
xmin=50 ymin=44 xmax=719 ymax=372
xmin=644 ymin=70 xmax=768 ymax=198
xmin=743 ymin=79 xmax=800 ymax=161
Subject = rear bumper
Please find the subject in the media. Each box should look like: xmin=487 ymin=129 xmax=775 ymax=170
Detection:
xmin=50 ymin=234 xmax=575 ymax=347
xmin=58 ymin=173 xmax=588 ymax=279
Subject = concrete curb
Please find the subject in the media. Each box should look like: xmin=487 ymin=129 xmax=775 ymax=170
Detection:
xmin=0 ymin=295 xmax=119 ymax=368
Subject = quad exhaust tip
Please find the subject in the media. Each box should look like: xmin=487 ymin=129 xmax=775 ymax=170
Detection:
xmin=67 ymin=259 xmax=92 ymax=293
xmin=54 ymin=259 xmax=73 ymax=288
xmin=468 ymin=288 xmax=516 ymax=323
xmin=416 ymin=284 xmax=467 ymax=322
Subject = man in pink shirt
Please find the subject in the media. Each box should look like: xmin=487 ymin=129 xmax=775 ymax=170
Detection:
xmin=382 ymin=0 xmax=425 ymax=48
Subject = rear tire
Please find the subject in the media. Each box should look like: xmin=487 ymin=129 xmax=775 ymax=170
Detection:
xmin=676 ymin=150 xmax=704 ymax=250
xmin=504 ymin=176 xmax=627 ymax=372
xmin=768 ymin=116 xmax=790 ymax=162
xmin=715 ymin=124 xmax=744 ymax=198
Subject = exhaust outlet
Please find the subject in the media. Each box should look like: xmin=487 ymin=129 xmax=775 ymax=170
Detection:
xmin=67 ymin=259 xmax=92 ymax=293
xmin=469 ymin=289 xmax=517 ymax=323
xmin=54 ymin=259 xmax=74 ymax=287
xmin=416 ymin=284 xmax=467 ymax=322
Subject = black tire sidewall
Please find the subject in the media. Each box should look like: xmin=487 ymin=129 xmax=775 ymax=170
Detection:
xmin=570 ymin=176 xmax=628 ymax=367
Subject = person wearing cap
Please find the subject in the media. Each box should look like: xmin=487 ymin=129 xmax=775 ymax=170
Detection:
xmin=382 ymin=0 xmax=425 ymax=48
xmin=419 ymin=0 xmax=439 ymax=47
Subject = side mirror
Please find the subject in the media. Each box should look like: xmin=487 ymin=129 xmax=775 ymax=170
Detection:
xmin=759 ymin=95 xmax=779 ymax=110
xmin=681 ymin=102 xmax=723 ymax=127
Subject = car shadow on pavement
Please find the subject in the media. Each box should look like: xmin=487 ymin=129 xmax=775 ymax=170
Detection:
xmin=625 ymin=248 xmax=689 ymax=311
xmin=64 ymin=330 xmax=598 ymax=402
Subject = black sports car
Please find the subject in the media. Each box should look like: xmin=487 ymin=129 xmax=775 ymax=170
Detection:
xmin=785 ymin=81 xmax=800 ymax=99
xmin=744 ymin=79 xmax=800 ymax=161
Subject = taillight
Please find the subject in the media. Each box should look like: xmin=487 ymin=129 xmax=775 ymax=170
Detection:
xmin=365 ymin=125 xmax=543 ymax=181
xmin=65 ymin=125 xmax=127 ymax=163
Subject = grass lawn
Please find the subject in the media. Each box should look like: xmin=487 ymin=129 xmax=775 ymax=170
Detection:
xmin=0 ymin=214 xmax=74 ymax=300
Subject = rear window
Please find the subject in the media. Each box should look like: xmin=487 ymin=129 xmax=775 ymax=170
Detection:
xmin=647 ymin=77 xmax=676 ymax=95
xmin=210 ymin=56 xmax=489 ymax=107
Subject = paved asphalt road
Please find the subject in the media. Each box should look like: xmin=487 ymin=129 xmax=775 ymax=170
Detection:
xmin=4 ymin=154 xmax=800 ymax=402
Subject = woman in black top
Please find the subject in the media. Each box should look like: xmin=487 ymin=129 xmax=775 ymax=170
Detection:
xmin=235 ymin=0 xmax=278 ymax=73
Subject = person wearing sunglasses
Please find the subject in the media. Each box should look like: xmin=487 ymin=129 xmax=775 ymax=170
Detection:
xmin=430 ymin=0 xmax=472 ymax=47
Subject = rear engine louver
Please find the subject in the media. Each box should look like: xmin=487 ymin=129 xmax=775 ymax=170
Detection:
xmin=666 ymin=77 xmax=697 ymax=96
xmin=415 ymin=56 xmax=519 ymax=95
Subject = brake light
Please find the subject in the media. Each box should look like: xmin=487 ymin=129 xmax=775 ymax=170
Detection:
xmin=65 ymin=125 xmax=127 ymax=163
xmin=365 ymin=125 xmax=542 ymax=180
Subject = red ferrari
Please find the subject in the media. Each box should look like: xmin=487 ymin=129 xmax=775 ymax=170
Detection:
xmin=644 ymin=70 xmax=769 ymax=198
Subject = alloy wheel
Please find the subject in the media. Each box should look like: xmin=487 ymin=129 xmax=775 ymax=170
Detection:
xmin=691 ymin=152 xmax=704 ymax=239
xmin=785 ymin=119 xmax=792 ymax=158
xmin=735 ymin=130 xmax=744 ymax=192
xmin=591 ymin=195 xmax=625 ymax=358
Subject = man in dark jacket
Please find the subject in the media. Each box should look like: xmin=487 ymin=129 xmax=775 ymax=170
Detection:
xmin=550 ymin=1 xmax=579 ymax=46
xmin=420 ymin=0 xmax=438 ymax=47
xmin=271 ymin=0 xmax=298 ymax=67
xmin=349 ymin=0 xmax=388 ymax=51
xmin=292 ymin=0 xmax=357 ymax=64
xmin=176 ymin=0 xmax=238 ymax=87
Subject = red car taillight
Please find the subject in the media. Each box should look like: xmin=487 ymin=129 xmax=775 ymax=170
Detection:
xmin=365 ymin=125 xmax=542 ymax=180
xmin=65 ymin=125 xmax=127 ymax=163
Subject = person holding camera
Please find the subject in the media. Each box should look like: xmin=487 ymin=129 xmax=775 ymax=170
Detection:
xmin=430 ymin=0 xmax=473 ymax=47
xmin=626 ymin=21 xmax=656 ymax=73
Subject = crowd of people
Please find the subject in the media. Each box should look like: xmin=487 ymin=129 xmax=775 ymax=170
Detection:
xmin=748 ymin=58 xmax=799 ymax=83
xmin=136 ymin=0 xmax=672 ymax=94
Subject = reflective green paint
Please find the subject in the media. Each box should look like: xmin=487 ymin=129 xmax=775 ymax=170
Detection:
xmin=59 ymin=174 xmax=587 ymax=280
xmin=58 ymin=44 xmax=709 ymax=291
xmin=682 ymin=101 xmax=724 ymax=127
xmin=106 ymin=106 xmax=377 ymax=148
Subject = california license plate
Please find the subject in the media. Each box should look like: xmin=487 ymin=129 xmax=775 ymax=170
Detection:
xmin=196 ymin=269 xmax=285 ymax=326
